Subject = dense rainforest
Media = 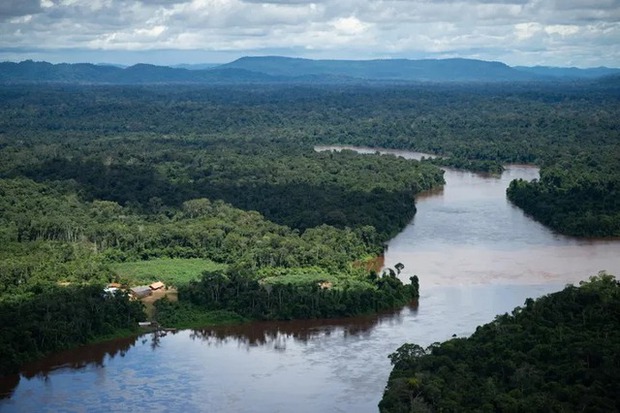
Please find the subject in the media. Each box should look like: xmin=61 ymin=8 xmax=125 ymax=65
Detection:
xmin=379 ymin=273 xmax=620 ymax=413
xmin=0 ymin=81 xmax=618 ymax=375
xmin=0 ymin=286 xmax=144 ymax=375
xmin=155 ymin=269 xmax=420 ymax=327
xmin=1 ymin=82 xmax=618 ymax=235
xmin=506 ymin=153 xmax=620 ymax=237
xmin=0 ymin=85 xmax=445 ymax=375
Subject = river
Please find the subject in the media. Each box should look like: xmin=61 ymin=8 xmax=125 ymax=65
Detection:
xmin=1 ymin=146 xmax=619 ymax=412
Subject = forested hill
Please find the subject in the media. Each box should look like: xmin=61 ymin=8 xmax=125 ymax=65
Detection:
xmin=0 ymin=61 xmax=280 ymax=84
xmin=513 ymin=65 xmax=620 ymax=79
xmin=1 ymin=58 xmax=619 ymax=84
xmin=218 ymin=56 xmax=539 ymax=81
xmin=380 ymin=273 xmax=620 ymax=413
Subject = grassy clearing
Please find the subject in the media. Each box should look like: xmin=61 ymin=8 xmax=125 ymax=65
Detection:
xmin=256 ymin=266 xmax=371 ymax=289
xmin=257 ymin=266 xmax=336 ymax=285
xmin=110 ymin=258 xmax=228 ymax=286
xmin=155 ymin=300 xmax=247 ymax=329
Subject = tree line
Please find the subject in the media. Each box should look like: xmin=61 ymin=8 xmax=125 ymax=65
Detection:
xmin=156 ymin=268 xmax=419 ymax=324
xmin=1 ymin=81 xmax=618 ymax=376
xmin=1 ymin=82 xmax=617 ymax=237
xmin=0 ymin=285 xmax=144 ymax=375
xmin=0 ymin=178 xmax=392 ymax=294
xmin=379 ymin=273 xmax=620 ymax=413
xmin=507 ymin=152 xmax=620 ymax=236
xmin=1 ymin=84 xmax=443 ymax=375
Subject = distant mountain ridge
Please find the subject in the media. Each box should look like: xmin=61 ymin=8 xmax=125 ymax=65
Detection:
xmin=513 ymin=65 xmax=620 ymax=79
xmin=1 ymin=57 xmax=618 ymax=84
xmin=0 ymin=60 xmax=280 ymax=84
xmin=172 ymin=63 xmax=219 ymax=70
xmin=219 ymin=56 xmax=539 ymax=82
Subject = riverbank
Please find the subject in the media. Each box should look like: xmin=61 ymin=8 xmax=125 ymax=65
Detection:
xmin=380 ymin=274 xmax=620 ymax=413
xmin=140 ymin=288 xmax=178 ymax=320
xmin=4 ymin=150 xmax=619 ymax=410
xmin=315 ymin=144 xmax=504 ymax=175
xmin=0 ymin=283 xmax=572 ymax=412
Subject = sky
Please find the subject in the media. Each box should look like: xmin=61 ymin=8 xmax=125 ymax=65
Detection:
xmin=0 ymin=0 xmax=619 ymax=67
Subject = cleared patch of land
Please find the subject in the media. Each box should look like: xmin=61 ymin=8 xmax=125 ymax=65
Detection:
xmin=110 ymin=258 xmax=228 ymax=287
xmin=141 ymin=288 xmax=178 ymax=320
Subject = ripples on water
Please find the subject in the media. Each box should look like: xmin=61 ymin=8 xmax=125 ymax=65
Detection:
xmin=2 ymin=147 xmax=619 ymax=413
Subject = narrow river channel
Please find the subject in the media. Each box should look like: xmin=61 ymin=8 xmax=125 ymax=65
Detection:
xmin=1 ymin=146 xmax=618 ymax=412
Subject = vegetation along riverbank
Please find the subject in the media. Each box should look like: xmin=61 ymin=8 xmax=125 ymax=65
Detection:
xmin=380 ymin=273 xmax=620 ymax=413
xmin=0 ymin=84 xmax=442 ymax=374
xmin=1 ymin=80 xmax=618 ymax=375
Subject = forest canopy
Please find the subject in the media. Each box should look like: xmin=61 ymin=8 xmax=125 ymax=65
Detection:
xmin=1 ymin=82 xmax=617 ymax=235
xmin=379 ymin=274 xmax=620 ymax=413
xmin=1 ymin=81 xmax=618 ymax=375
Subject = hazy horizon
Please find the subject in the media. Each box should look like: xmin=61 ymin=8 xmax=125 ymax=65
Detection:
xmin=2 ymin=54 xmax=619 ymax=70
xmin=1 ymin=0 xmax=619 ymax=69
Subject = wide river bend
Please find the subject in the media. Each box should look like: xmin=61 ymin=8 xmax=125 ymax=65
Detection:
xmin=1 ymin=146 xmax=618 ymax=412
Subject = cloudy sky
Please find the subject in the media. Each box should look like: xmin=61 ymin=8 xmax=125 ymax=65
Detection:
xmin=0 ymin=0 xmax=619 ymax=67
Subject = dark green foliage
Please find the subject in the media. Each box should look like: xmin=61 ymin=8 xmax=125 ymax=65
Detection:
xmin=1 ymin=80 xmax=618 ymax=377
xmin=154 ymin=299 xmax=246 ymax=329
xmin=507 ymin=154 xmax=620 ymax=236
xmin=424 ymin=157 xmax=505 ymax=175
xmin=0 ymin=179 xmax=384 ymax=282
xmin=0 ymin=285 xmax=145 ymax=375
xmin=0 ymin=141 xmax=443 ymax=244
xmin=379 ymin=274 xmax=620 ymax=413
xmin=0 ymin=84 xmax=443 ymax=375
xmin=1 ymin=82 xmax=617 ymax=236
xmin=163 ymin=268 xmax=419 ymax=322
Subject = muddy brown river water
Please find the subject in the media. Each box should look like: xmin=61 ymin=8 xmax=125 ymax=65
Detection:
xmin=1 ymin=146 xmax=618 ymax=412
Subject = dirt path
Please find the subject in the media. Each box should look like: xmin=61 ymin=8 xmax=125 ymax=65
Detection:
xmin=141 ymin=288 xmax=178 ymax=320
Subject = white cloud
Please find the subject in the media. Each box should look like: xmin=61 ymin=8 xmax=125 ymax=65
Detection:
xmin=515 ymin=22 xmax=542 ymax=40
xmin=0 ymin=0 xmax=618 ymax=67
xmin=544 ymin=25 xmax=579 ymax=36
xmin=332 ymin=16 xmax=368 ymax=35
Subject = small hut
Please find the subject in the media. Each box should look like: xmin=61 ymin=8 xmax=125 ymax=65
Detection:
xmin=150 ymin=281 xmax=165 ymax=291
xmin=103 ymin=287 xmax=119 ymax=296
xmin=130 ymin=286 xmax=152 ymax=299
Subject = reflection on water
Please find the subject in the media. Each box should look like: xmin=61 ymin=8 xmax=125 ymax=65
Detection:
xmin=0 ymin=306 xmax=411 ymax=404
xmin=0 ymin=376 xmax=20 ymax=400
xmin=0 ymin=335 xmax=140 ymax=400
xmin=1 ymin=147 xmax=619 ymax=413
xmin=0 ymin=285 xmax=564 ymax=413
xmin=0 ymin=306 xmax=421 ymax=413
xmin=21 ymin=335 xmax=139 ymax=379
xmin=190 ymin=305 xmax=413 ymax=349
